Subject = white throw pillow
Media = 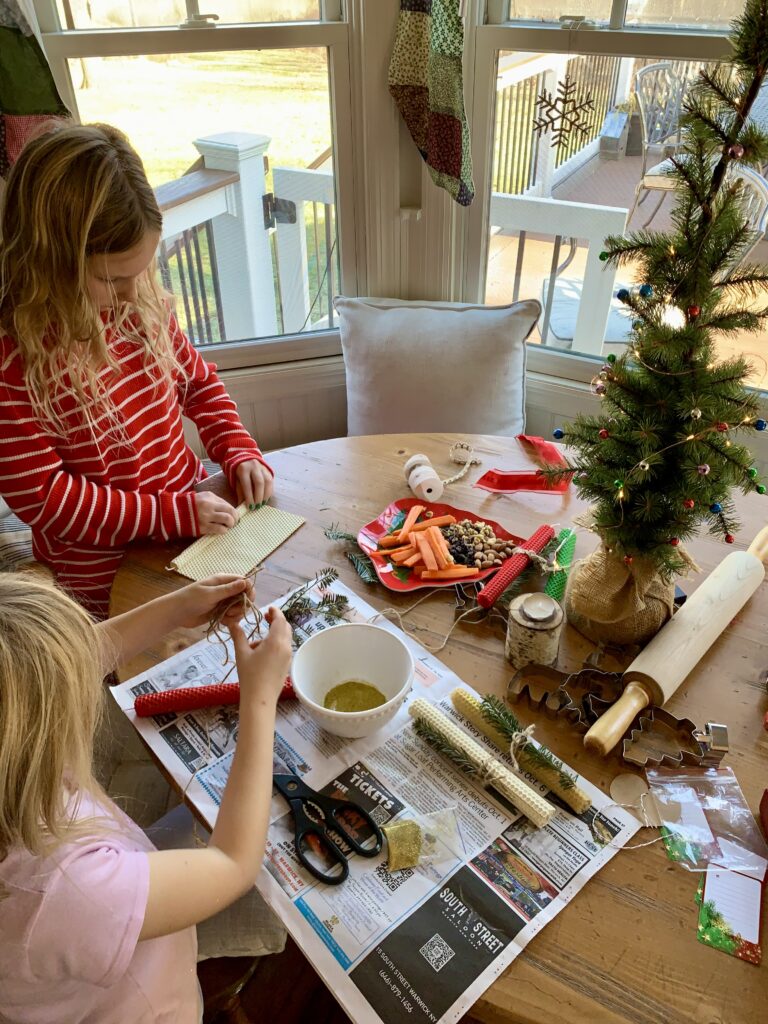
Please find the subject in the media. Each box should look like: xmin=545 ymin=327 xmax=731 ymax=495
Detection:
xmin=334 ymin=296 xmax=540 ymax=437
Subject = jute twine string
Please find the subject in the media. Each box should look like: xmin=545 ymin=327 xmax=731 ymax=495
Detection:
xmin=508 ymin=724 xmax=536 ymax=773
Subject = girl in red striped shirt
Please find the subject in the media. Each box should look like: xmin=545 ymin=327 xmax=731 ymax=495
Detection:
xmin=0 ymin=123 xmax=274 ymax=617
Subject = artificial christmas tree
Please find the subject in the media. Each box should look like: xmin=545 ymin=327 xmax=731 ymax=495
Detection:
xmin=552 ymin=0 xmax=768 ymax=644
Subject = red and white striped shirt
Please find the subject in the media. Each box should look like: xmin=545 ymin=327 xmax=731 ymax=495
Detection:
xmin=0 ymin=315 xmax=269 ymax=611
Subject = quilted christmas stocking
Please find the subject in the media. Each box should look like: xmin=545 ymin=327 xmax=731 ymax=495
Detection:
xmin=388 ymin=0 xmax=474 ymax=207
xmin=0 ymin=1 xmax=69 ymax=179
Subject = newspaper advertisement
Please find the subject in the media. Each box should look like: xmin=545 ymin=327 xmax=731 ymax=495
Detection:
xmin=114 ymin=582 xmax=640 ymax=1024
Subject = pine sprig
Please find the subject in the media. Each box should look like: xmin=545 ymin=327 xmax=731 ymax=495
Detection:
xmin=413 ymin=717 xmax=480 ymax=776
xmin=346 ymin=550 xmax=378 ymax=583
xmin=479 ymin=696 xmax=576 ymax=791
xmin=324 ymin=523 xmax=357 ymax=543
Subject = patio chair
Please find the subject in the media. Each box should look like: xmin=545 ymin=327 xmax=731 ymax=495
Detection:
xmin=627 ymin=62 xmax=688 ymax=227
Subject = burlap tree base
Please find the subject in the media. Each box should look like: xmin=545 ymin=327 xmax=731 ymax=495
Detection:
xmin=564 ymin=545 xmax=677 ymax=646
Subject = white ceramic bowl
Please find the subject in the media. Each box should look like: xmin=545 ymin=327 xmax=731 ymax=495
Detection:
xmin=291 ymin=623 xmax=414 ymax=738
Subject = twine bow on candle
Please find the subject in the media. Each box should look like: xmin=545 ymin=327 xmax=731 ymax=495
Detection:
xmin=507 ymin=723 xmax=536 ymax=772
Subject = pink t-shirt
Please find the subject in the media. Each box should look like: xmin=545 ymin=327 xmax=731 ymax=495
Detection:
xmin=0 ymin=791 xmax=200 ymax=1023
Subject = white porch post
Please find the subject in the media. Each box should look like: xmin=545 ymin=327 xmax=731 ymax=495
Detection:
xmin=272 ymin=167 xmax=310 ymax=334
xmin=194 ymin=132 xmax=279 ymax=340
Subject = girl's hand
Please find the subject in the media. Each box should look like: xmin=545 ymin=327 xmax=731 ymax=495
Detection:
xmin=195 ymin=491 xmax=240 ymax=535
xmin=230 ymin=607 xmax=292 ymax=705
xmin=235 ymin=460 xmax=274 ymax=510
xmin=174 ymin=575 xmax=255 ymax=629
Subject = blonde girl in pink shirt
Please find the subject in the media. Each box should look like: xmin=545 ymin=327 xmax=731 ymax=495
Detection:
xmin=0 ymin=572 xmax=292 ymax=1023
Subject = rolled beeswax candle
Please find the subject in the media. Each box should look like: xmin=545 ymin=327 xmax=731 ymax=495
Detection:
xmin=409 ymin=698 xmax=555 ymax=829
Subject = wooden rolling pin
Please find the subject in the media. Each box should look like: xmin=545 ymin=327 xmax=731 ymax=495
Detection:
xmin=583 ymin=526 xmax=768 ymax=756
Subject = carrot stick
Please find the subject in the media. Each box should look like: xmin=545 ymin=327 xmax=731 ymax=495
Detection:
xmin=420 ymin=567 xmax=480 ymax=579
xmin=403 ymin=552 xmax=425 ymax=567
xmin=408 ymin=515 xmax=456 ymax=533
xmin=415 ymin=534 xmax=439 ymax=572
xmin=398 ymin=504 xmax=426 ymax=542
xmin=427 ymin=526 xmax=449 ymax=569
xmin=379 ymin=533 xmax=409 ymax=549
xmin=390 ymin=547 xmax=418 ymax=564
xmin=378 ymin=545 xmax=412 ymax=558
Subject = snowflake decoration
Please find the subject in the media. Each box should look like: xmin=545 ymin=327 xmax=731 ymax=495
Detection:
xmin=532 ymin=75 xmax=595 ymax=149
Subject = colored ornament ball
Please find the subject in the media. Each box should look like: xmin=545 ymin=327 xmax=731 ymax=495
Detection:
xmin=729 ymin=143 xmax=745 ymax=159
xmin=716 ymin=422 xmax=729 ymax=432
xmin=614 ymin=479 xmax=624 ymax=489
xmin=669 ymin=538 xmax=680 ymax=547
xmin=599 ymin=428 xmax=610 ymax=440
xmin=710 ymin=502 xmax=723 ymax=513
xmin=697 ymin=464 xmax=710 ymax=475
xmin=690 ymin=408 xmax=702 ymax=420
xmin=725 ymin=534 xmax=735 ymax=544
xmin=639 ymin=460 xmax=650 ymax=471
xmin=758 ymin=484 xmax=767 ymax=495
xmin=683 ymin=499 xmax=695 ymax=509
xmin=552 ymin=428 xmax=565 ymax=439
xmin=755 ymin=419 xmax=767 ymax=431
xmin=606 ymin=353 xmax=617 ymax=364
xmin=599 ymin=251 xmax=610 ymax=262
xmin=595 ymin=382 xmax=606 ymax=395
xmin=624 ymin=555 xmax=633 ymax=566
xmin=639 ymin=284 xmax=653 ymax=298
xmin=748 ymin=467 xmax=758 ymax=478
xmin=617 ymin=288 xmax=631 ymax=302
xmin=687 ymin=305 xmax=701 ymax=319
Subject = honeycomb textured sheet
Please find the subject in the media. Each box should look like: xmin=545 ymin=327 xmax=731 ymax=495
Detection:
xmin=169 ymin=504 xmax=305 ymax=580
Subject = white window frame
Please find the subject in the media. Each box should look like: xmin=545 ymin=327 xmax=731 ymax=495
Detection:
xmin=33 ymin=0 xmax=358 ymax=371
xmin=464 ymin=8 xmax=734 ymax=383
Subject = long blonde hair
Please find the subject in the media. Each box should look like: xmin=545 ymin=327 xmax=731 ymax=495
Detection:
xmin=0 ymin=573 xmax=104 ymax=858
xmin=0 ymin=122 xmax=180 ymax=436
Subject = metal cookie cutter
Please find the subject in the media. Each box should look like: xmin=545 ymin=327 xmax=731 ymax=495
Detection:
xmin=622 ymin=709 xmax=729 ymax=769
xmin=506 ymin=663 xmax=624 ymax=730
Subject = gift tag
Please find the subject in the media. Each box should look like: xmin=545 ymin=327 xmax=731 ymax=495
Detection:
xmin=697 ymin=866 xmax=763 ymax=965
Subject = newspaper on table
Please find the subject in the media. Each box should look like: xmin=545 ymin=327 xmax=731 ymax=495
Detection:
xmin=113 ymin=582 xmax=640 ymax=1024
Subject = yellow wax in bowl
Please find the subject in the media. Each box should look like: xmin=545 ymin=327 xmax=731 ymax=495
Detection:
xmin=323 ymin=680 xmax=387 ymax=713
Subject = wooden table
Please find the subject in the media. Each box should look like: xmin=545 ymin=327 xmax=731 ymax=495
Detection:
xmin=113 ymin=433 xmax=768 ymax=1024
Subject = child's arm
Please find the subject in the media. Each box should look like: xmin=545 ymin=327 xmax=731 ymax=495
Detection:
xmin=171 ymin=319 xmax=275 ymax=507
xmin=138 ymin=608 xmax=291 ymax=939
xmin=95 ymin=575 xmax=254 ymax=674
xmin=0 ymin=379 xmax=200 ymax=545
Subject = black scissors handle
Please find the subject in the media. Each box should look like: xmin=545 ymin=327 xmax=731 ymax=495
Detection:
xmin=274 ymin=773 xmax=384 ymax=885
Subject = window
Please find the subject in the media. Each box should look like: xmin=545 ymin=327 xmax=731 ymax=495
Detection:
xmin=35 ymin=2 xmax=355 ymax=365
xmin=467 ymin=15 xmax=768 ymax=391
xmin=55 ymin=0 xmax=321 ymax=31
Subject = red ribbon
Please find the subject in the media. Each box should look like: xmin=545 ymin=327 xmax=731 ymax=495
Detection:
xmin=474 ymin=435 xmax=570 ymax=494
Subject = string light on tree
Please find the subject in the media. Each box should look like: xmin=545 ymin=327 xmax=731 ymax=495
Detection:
xmin=691 ymin=408 xmax=702 ymax=420
xmin=662 ymin=305 xmax=687 ymax=330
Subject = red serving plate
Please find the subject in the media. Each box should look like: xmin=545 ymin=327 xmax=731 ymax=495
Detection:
xmin=357 ymin=498 xmax=523 ymax=592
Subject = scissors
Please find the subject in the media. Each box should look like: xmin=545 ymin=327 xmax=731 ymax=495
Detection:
xmin=273 ymin=770 xmax=384 ymax=885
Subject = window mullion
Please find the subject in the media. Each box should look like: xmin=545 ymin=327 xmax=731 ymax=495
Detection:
xmin=609 ymin=0 xmax=629 ymax=30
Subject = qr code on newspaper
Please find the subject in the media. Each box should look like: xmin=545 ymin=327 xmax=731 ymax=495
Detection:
xmin=374 ymin=863 xmax=413 ymax=892
xmin=419 ymin=934 xmax=455 ymax=972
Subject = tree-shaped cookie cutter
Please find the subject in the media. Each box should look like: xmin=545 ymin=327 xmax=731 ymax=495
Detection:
xmin=622 ymin=709 xmax=728 ymax=769
xmin=506 ymin=664 xmax=729 ymax=768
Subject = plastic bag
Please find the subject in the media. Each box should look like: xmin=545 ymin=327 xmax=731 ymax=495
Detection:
xmin=646 ymin=767 xmax=768 ymax=875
